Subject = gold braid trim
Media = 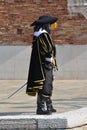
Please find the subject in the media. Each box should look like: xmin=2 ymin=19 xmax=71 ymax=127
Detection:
xmin=39 ymin=37 xmax=48 ymax=53
xmin=44 ymin=33 xmax=52 ymax=52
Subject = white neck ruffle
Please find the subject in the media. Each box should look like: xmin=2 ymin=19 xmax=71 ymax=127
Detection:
xmin=34 ymin=28 xmax=48 ymax=37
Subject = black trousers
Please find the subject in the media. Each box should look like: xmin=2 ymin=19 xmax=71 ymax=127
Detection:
xmin=40 ymin=63 xmax=53 ymax=96
xmin=37 ymin=63 xmax=53 ymax=109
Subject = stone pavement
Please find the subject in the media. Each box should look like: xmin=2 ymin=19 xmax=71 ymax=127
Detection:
xmin=0 ymin=80 xmax=87 ymax=115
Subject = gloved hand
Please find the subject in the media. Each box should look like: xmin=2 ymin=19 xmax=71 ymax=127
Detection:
xmin=52 ymin=57 xmax=56 ymax=66
xmin=52 ymin=57 xmax=58 ymax=71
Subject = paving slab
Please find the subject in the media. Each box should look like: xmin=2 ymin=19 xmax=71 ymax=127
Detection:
xmin=0 ymin=80 xmax=87 ymax=115
xmin=0 ymin=107 xmax=87 ymax=129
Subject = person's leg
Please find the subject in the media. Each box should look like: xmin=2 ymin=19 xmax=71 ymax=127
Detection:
xmin=47 ymin=97 xmax=56 ymax=112
xmin=36 ymin=91 xmax=47 ymax=115
xmin=46 ymin=97 xmax=52 ymax=115
xmin=43 ymin=64 xmax=56 ymax=114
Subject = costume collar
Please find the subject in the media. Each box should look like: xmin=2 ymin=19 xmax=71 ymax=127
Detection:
xmin=34 ymin=28 xmax=48 ymax=37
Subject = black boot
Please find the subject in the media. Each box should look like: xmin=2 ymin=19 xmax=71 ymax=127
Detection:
xmin=51 ymin=105 xmax=56 ymax=112
xmin=51 ymin=99 xmax=56 ymax=112
xmin=36 ymin=93 xmax=47 ymax=115
xmin=36 ymin=106 xmax=48 ymax=115
xmin=46 ymin=98 xmax=56 ymax=113
xmin=46 ymin=98 xmax=52 ymax=115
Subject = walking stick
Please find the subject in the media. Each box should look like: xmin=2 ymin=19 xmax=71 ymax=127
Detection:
xmin=8 ymin=82 xmax=27 ymax=99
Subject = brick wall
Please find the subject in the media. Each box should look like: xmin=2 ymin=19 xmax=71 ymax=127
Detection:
xmin=0 ymin=0 xmax=87 ymax=45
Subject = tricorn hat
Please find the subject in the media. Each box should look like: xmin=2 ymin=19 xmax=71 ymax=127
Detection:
xmin=30 ymin=15 xmax=58 ymax=26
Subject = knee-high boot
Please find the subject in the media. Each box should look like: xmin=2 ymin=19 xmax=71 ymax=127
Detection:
xmin=46 ymin=97 xmax=52 ymax=115
xmin=50 ymin=99 xmax=56 ymax=112
xmin=46 ymin=98 xmax=56 ymax=114
xmin=36 ymin=93 xmax=47 ymax=115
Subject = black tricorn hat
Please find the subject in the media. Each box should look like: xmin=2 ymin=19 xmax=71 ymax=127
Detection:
xmin=30 ymin=15 xmax=58 ymax=26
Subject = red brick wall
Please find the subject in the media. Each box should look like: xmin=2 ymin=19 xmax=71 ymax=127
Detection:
xmin=0 ymin=0 xmax=87 ymax=45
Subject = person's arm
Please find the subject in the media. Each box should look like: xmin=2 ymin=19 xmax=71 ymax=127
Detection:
xmin=39 ymin=33 xmax=58 ymax=70
xmin=39 ymin=33 xmax=53 ymax=59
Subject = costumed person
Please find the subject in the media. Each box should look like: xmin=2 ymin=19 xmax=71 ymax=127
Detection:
xmin=26 ymin=15 xmax=58 ymax=115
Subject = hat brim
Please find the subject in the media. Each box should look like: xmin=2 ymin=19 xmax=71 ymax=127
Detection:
xmin=30 ymin=15 xmax=58 ymax=26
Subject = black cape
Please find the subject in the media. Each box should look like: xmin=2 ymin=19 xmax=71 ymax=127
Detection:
xmin=26 ymin=33 xmax=56 ymax=96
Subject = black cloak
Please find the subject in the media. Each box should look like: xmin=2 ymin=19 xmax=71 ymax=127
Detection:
xmin=26 ymin=32 xmax=57 ymax=96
